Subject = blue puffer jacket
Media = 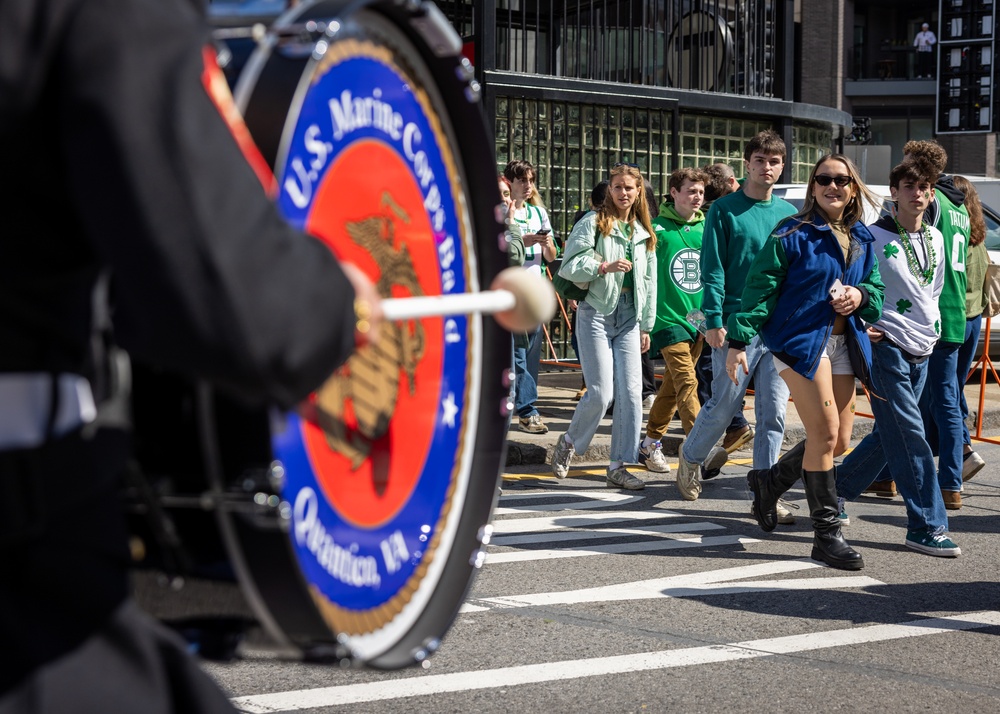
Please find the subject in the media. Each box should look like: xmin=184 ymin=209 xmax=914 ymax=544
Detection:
xmin=727 ymin=213 xmax=884 ymax=384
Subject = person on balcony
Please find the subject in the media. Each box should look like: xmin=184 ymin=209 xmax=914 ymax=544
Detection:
xmin=914 ymin=22 xmax=937 ymax=78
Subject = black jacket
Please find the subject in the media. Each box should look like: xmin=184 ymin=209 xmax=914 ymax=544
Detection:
xmin=0 ymin=0 xmax=355 ymax=408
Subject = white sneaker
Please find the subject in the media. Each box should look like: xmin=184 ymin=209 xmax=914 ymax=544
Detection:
xmin=962 ymin=451 xmax=986 ymax=482
xmin=551 ymin=434 xmax=575 ymax=479
xmin=676 ymin=444 xmax=702 ymax=501
xmin=643 ymin=394 xmax=656 ymax=409
xmin=607 ymin=466 xmax=645 ymax=490
xmin=703 ymin=446 xmax=728 ymax=474
xmin=776 ymin=499 xmax=797 ymax=525
xmin=638 ymin=440 xmax=671 ymax=474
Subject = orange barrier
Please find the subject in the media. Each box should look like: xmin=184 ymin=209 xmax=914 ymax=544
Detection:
xmin=968 ymin=316 xmax=1000 ymax=445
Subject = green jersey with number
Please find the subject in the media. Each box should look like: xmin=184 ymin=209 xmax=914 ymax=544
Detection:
xmin=932 ymin=179 xmax=970 ymax=344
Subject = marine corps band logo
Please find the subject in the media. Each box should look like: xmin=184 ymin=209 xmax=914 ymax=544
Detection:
xmin=314 ymin=193 xmax=426 ymax=487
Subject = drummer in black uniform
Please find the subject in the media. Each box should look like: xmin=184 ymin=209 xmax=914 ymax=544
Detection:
xmin=0 ymin=0 xmax=382 ymax=710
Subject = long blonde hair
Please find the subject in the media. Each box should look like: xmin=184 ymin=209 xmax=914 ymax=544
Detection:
xmin=597 ymin=164 xmax=657 ymax=252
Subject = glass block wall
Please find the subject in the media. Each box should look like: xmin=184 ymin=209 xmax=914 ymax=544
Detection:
xmin=495 ymin=102 xmax=830 ymax=239
xmin=790 ymin=125 xmax=835 ymax=182
xmin=494 ymin=96 xmax=674 ymax=240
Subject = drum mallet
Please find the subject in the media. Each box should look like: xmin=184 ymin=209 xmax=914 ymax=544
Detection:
xmin=380 ymin=267 xmax=557 ymax=332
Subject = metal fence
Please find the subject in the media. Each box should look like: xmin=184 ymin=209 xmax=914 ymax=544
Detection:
xmin=437 ymin=0 xmax=787 ymax=99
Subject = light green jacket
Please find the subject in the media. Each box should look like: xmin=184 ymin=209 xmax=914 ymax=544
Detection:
xmin=558 ymin=211 xmax=657 ymax=331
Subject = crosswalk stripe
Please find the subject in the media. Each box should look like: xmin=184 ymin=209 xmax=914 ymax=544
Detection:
xmin=489 ymin=521 xmax=723 ymax=547
xmin=462 ymin=560 xmax=880 ymax=611
xmin=485 ymin=534 xmax=758 ymax=564
xmin=489 ymin=510 xmax=684 ymax=534
xmin=231 ymin=612 xmax=1000 ymax=712
xmin=494 ymin=490 xmax=644 ymax=515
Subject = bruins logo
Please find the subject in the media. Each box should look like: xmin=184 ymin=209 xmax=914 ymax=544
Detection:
xmin=314 ymin=193 xmax=426 ymax=490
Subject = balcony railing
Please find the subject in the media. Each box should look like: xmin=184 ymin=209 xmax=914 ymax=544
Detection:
xmin=437 ymin=0 xmax=788 ymax=99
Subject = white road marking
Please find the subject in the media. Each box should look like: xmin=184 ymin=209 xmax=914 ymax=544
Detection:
xmin=462 ymin=560 xmax=881 ymax=611
xmin=490 ymin=521 xmax=723 ymax=547
xmin=489 ymin=510 xmax=685 ymax=534
xmin=484 ymin=534 xmax=759 ymax=564
xmin=231 ymin=612 xmax=1000 ymax=712
xmin=493 ymin=491 xmax=644 ymax=514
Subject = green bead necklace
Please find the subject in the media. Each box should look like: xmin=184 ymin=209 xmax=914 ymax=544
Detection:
xmin=893 ymin=218 xmax=936 ymax=287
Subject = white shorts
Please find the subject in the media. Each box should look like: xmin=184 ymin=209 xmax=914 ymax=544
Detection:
xmin=773 ymin=333 xmax=853 ymax=376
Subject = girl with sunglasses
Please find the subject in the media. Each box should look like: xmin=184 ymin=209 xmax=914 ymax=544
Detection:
xmin=551 ymin=163 xmax=657 ymax=489
xmin=726 ymin=154 xmax=884 ymax=570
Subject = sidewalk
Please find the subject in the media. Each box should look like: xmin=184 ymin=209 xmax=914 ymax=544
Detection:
xmin=504 ymin=367 xmax=1000 ymax=467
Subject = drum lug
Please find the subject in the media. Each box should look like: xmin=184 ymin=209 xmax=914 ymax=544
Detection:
xmin=469 ymin=548 xmax=487 ymax=568
xmin=456 ymin=57 xmax=482 ymax=103
xmin=500 ymin=395 xmax=514 ymax=417
xmin=476 ymin=524 xmax=493 ymax=546
xmin=411 ymin=636 xmax=439 ymax=666
xmin=399 ymin=1 xmax=462 ymax=58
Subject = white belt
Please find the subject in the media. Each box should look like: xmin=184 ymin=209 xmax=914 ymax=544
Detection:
xmin=0 ymin=373 xmax=97 ymax=450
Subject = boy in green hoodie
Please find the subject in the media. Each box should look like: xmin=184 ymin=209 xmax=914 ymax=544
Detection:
xmin=639 ymin=167 xmax=721 ymax=474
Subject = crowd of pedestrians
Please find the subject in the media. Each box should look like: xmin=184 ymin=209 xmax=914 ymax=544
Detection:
xmin=502 ymin=133 xmax=991 ymax=569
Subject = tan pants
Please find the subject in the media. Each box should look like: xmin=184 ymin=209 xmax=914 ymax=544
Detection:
xmin=646 ymin=339 xmax=703 ymax=440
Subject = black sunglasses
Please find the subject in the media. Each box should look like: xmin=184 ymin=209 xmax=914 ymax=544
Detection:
xmin=814 ymin=174 xmax=853 ymax=188
xmin=613 ymin=162 xmax=640 ymax=169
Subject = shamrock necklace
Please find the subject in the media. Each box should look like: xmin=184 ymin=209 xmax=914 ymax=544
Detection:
xmin=893 ymin=217 xmax=936 ymax=286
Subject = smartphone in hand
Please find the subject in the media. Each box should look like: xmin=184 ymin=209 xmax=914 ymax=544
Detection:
xmin=829 ymin=279 xmax=845 ymax=301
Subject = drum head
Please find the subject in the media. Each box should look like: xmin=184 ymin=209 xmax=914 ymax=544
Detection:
xmin=234 ymin=0 xmax=507 ymax=668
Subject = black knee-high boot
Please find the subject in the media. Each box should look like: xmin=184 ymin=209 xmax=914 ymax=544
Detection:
xmin=747 ymin=440 xmax=806 ymax=532
xmin=803 ymin=468 xmax=864 ymax=570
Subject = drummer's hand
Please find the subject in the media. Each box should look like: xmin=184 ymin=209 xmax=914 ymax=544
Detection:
xmin=341 ymin=263 xmax=383 ymax=347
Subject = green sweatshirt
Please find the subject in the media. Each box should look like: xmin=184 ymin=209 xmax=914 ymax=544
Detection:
xmin=700 ymin=190 xmax=796 ymax=330
xmin=650 ymin=202 xmax=705 ymax=351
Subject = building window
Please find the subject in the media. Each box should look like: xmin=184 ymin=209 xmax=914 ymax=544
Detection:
xmin=791 ymin=125 xmax=834 ymax=182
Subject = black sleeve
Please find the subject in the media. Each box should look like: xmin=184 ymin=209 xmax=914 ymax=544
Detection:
xmin=59 ymin=0 xmax=356 ymax=407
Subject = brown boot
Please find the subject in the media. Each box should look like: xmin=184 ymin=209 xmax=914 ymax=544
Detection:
xmin=941 ymin=490 xmax=962 ymax=510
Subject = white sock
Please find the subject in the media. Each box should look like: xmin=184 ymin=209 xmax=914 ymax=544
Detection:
xmin=564 ymin=433 xmax=574 ymax=446
xmin=609 ymin=460 xmax=623 ymax=471
xmin=641 ymin=436 xmax=655 ymax=449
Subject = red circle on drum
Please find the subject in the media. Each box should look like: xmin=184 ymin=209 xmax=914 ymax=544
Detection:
xmin=300 ymin=141 xmax=445 ymax=528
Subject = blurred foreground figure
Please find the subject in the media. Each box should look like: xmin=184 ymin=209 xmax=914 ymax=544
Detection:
xmin=0 ymin=0 xmax=381 ymax=710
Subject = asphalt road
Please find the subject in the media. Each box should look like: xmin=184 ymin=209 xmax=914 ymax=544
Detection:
xmin=191 ymin=437 xmax=1000 ymax=713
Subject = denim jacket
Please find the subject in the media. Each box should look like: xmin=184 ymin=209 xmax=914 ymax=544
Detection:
xmin=558 ymin=211 xmax=657 ymax=332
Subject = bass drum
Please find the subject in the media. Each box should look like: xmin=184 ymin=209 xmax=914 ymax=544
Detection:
xmin=133 ymin=0 xmax=508 ymax=670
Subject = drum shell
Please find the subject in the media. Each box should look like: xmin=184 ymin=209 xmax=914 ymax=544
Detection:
xmin=130 ymin=0 xmax=508 ymax=668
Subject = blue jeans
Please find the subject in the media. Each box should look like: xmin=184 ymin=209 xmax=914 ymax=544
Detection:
xmin=514 ymin=325 xmax=542 ymax=418
xmin=918 ymin=342 xmax=963 ymax=492
xmin=956 ymin=317 xmax=982 ymax=446
xmin=836 ymin=340 xmax=949 ymax=534
xmin=682 ymin=335 xmax=787 ymax=469
xmin=695 ymin=347 xmax=748 ymax=432
xmin=568 ymin=293 xmax=641 ymax=462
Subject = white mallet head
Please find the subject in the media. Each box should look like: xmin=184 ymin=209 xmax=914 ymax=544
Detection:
xmin=490 ymin=267 xmax=557 ymax=333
